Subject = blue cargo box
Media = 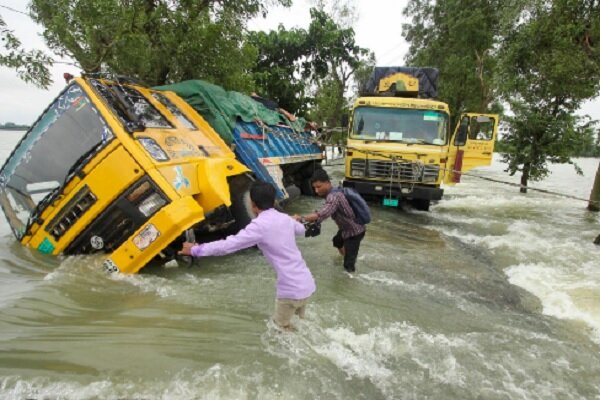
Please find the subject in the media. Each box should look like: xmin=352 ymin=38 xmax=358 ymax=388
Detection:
xmin=233 ymin=121 xmax=322 ymax=199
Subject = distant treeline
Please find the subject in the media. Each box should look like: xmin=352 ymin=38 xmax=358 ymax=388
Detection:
xmin=0 ymin=122 xmax=30 ymax=130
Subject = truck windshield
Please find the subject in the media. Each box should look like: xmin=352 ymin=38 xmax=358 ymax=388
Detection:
xmin=350 ymin=107 xmax=449 ymax=145
xmin=0 ymin=83 xmax=113 ymax=239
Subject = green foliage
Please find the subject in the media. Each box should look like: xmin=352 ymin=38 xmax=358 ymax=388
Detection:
xmin=575 ymin=124 xmax=600 ymax=157
xmin=497 ymin=0 xmax=600 ymax=186
xmin=248 ymin=6 xmax=372 ymax=126
xmin=29 ymin=0 xmax=290 ymax=89
xmin=403 ymin=0 xmax=600 ymax=191
xmin=500 ymin=105 xmax=590 ymax=180
xmin=304 ymin=8 xmax=372 ymax=127
xmin=248 ymin=26 xmax=310 ymax=113
xmin=402 ymin=0 xmax=503 ymax=125
xmin=310 ymin=77 xmax=343 ymax=125
xmin=0 ymin=15 xmax=52 ymax=88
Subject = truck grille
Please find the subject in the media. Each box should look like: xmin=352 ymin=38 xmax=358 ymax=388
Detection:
xmin=64 ymin=177 xmax=168 ymax=254
xmin=351 ymin=159 xmax=439 ymax=183
xmin=45 ymin=185 xmax=96 ymax=241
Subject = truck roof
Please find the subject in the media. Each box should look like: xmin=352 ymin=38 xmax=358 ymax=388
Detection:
xmin=354 ymin=96 xmax=449 ymax=113
xmin=363 ymin=67 xmax=439 ymax=99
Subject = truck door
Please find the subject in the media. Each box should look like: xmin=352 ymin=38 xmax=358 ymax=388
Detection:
xmin=445 ymin=113 xmax=498 ymax=183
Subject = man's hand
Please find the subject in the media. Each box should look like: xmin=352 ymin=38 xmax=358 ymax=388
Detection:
xmin=303 ymin=212 xmax=319 ymax=223
xmin=179 ymin=242 xmax=195 ymax=256
xmin=292 ymin=214 xmax=302 ymax=222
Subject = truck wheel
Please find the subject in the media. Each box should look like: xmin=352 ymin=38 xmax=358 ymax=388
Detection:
xmin=228 ymin=174 xmax=256 ymax=232
xmin=411 ymin=199 xmax=431 ymax=211
xmin=298 ymin=163 xmax=322 ymax=195
xmin=299 ymin=177 xmax=315 ymax=195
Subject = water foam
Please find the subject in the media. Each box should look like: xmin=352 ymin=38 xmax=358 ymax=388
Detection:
xmin=506 ymin=262 xmax=600 ymax=344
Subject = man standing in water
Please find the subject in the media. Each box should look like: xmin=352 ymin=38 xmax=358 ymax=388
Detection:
xmin=297 ymin=169 xmax=366 ymax=273
xmin=179 ymin=181 xmax=315 ymax=331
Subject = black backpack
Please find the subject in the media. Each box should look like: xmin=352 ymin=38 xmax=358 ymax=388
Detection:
xmin=332 ymin=187 xmax=371 ymax=225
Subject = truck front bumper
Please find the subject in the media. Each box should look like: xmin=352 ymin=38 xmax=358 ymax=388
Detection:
xmin=103 ymin=195 xmax=205 ymax=274
xmin=343 ymin=179 xmax=443 ymax=201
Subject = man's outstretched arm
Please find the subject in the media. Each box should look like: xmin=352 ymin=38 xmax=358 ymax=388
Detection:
xmin=179 ymin=221 xmax=261 ymax=257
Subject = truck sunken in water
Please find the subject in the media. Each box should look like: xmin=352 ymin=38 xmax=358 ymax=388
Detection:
xmin=0 ymin=75 xmax=290 ymax=273
xmin=343 ymin=67 xmax=499 ymax=211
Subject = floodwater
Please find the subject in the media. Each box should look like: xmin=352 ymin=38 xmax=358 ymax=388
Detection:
xmin=0 ymin=130 xmax=599 ymax=399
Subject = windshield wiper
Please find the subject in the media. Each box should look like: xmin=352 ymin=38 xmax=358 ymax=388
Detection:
xmin=109 ymin=85 xmax=145 ymax=132
xmin=89 ymin=79 xmax=144 ymax=133
xmin=398 ymin=138 xmax=425 ymax=145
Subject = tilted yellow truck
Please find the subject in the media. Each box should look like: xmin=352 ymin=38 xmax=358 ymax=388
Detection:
xmin=0 ymin=75 xmax=253 ymax=273
xmin=343 ymin=67 xmax=499 ymax=210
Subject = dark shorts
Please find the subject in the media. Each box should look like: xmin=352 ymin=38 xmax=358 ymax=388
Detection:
xmin=332 ymin=230 xmax=365 ymax=272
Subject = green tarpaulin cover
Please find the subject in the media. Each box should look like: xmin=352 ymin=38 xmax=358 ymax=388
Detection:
xmin=155 ymin=80 xmax=307 ymax=144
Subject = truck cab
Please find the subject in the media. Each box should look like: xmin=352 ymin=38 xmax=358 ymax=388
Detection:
xmin=0 ymin=75 xmax=250 ymax=273
xmin=343 ymin=67 xmax=498 ymax=210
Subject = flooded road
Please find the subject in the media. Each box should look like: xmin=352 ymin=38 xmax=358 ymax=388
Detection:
xmin=1 ymin=130 xmax=599 ymax=399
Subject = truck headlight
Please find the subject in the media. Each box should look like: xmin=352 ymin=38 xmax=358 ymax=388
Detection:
xmin=138 ymin=192 xmax=167 ymax=217
xmin=422 ymin=165 xmax=440 ymax=182
xmin=352 ymin=170 xmax=365 ymax=177
xmin=133 ymin=223 xmax=161 ymax=251
xmin=138 ymin=137 xmax=169 ymax=161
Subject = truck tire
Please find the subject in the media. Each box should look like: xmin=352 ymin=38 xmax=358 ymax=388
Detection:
xmin=411 ymin=198 xmax=431 ymax=211
xmin=298 ymin=163 xmax=322 ymax=196
xmin=228 ymin=174 xmax=256 ymax=232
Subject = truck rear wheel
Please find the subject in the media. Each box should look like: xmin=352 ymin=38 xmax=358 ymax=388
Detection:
xmin=298 ymin=162 xmax=322 ymax=196
xmin=228 ymin=174 xmax=256 ymax=232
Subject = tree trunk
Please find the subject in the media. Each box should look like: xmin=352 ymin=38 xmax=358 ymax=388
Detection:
xmin=588 ymin=160 xmax=600 ymax=211
xmin=520 ymin=162 xmax=530 ymax=193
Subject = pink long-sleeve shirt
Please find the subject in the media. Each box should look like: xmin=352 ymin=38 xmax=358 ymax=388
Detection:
xmin=191 ymin=208 xmax=316 ymax=300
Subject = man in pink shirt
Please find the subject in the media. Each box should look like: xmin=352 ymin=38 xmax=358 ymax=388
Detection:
xmin=179 ymin=181 xmax=316 ymax=331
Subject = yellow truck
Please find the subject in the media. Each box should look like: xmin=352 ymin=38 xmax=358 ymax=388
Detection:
xmin=343 ymin=67 xmax=498 ymax=210
xmin=0 ymin=75 xmax=252 ymax=273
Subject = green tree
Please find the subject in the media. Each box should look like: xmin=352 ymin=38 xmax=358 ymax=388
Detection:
xmin=497 ymin=0 xmax=600 ymax=191
xmin=402 ymin=0 xmax=504 ymax=126
xmin=248 ymin=5 xmax=371 ymax=124
xmin=248 ymin=26 xmax=310 ymax=114
xmin=29 ymin=0 xmax=290 ymax=89
xmin=577 ymin=121 xmax=600 ymax=157
xmin=304 ymin=8 xmax=372 ymax=128
xmin=0 ymin=15 xmax=52 ymax=88
xmin=402 ymin=0 xmax=600 ymax=192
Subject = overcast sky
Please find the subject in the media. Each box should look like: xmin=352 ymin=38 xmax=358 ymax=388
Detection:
xmin=0 ymin=0 xmax=598 ymax=124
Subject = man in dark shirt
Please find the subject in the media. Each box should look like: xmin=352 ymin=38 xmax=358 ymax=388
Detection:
xmin=298 ymin=169 xmax=366 ymax=273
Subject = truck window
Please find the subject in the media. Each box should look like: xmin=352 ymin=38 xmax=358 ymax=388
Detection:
xmin=90 ymin=79 xmax=173 ymax=130
xmin=151 ymin=92 xmax=197 ymax=130
xmin=0 ymin=83 xmax=114 ymax=238
xmin=351 ymin=107 xmax=449 ymax=145
xmin=468 ymin=116 xmax=495 ymax=140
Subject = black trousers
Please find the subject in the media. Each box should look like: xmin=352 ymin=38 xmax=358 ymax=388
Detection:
xmin=332 ymin=230 xmax=365 ymax=272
